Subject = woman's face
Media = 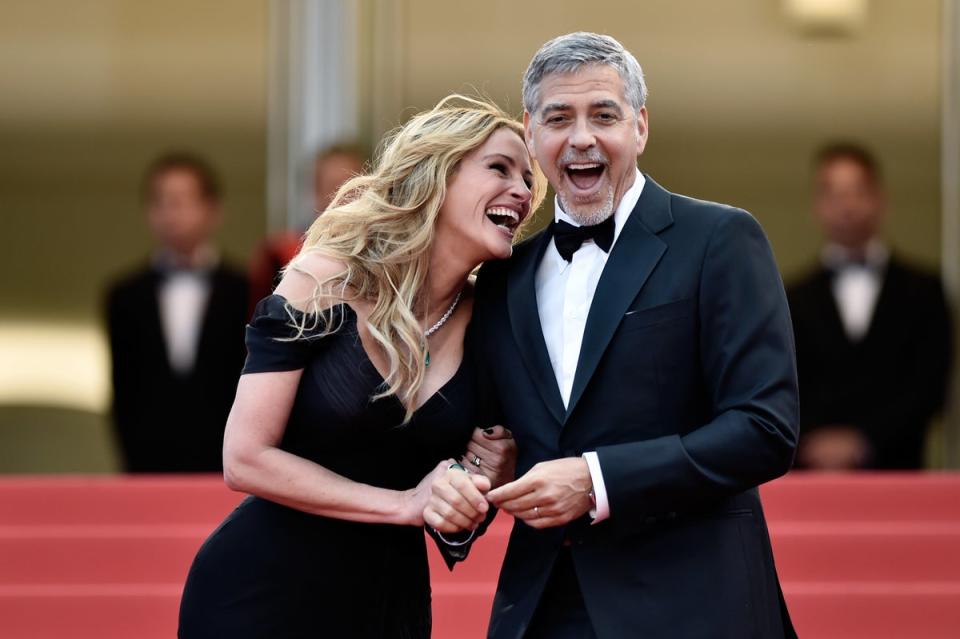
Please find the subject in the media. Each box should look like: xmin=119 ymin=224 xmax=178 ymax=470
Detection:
xmin=436 ymin=127 xmax=534 ymax=263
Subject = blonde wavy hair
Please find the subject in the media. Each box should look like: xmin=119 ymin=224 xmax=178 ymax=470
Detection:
xmin=286 ymin=95 xmax=546 ymax=420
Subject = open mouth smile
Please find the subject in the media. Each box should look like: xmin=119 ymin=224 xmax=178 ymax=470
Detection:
xmin=485 ymin=206 xmax=524 ymax=238
xmin=564 ymin=162 xmax=607 ymax=195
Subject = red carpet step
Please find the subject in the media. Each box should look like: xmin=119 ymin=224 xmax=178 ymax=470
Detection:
xmin=1 ymin=473 xmax=958 ymax=638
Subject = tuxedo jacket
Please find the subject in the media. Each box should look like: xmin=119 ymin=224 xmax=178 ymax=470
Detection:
xmin=106 ymin=263 xmax=249 ymax=472
xmin=471 ymin=177 xmax=799 ymax=639
xmin=787 ymin=257 xmax=952 ymax=469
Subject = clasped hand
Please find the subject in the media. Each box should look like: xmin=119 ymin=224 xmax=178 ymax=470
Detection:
xmin=421 ymin=426 xmax=515 ymax=533
xmin=418 ymin=428 xmax=594 ymax=532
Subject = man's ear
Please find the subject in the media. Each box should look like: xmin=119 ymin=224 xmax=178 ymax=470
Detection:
xmin=635 ymin=106 xmax=649 ymax=156
xmin=523 ymin=111 xmax=535 ymax=155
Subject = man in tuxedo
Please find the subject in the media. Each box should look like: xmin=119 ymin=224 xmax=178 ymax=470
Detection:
xmin=467 ymin=33 xmax=799 ymax=638
xmin=787 ymin=143 xmax=952 ymax=469
xmin=106 ymin=153 xmax=248 ymax=472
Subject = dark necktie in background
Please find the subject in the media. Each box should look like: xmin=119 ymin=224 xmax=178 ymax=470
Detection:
xmin=551 ymin=216 xmax=615 ymax=262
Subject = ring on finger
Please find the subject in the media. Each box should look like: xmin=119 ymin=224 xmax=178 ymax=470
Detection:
xmin=534 ymin=505 xmax=540 ymax=518
xmin=471 ymin=454 xmax=482 ymax=467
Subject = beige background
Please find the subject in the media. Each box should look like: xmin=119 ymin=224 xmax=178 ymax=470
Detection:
xmin=0 ymin=0 xmax=945 ymax=470
xmin=1 ymin=1 xmax=269 ymax=324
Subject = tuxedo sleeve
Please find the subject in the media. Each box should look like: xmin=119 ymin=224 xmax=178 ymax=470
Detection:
xmin=863 ymin=276 xmax=953 ymax=466
xmin=595 ymin=209 xmax=799 ymax=524
xmin=106 ymin=286 xmax=142 ymax=471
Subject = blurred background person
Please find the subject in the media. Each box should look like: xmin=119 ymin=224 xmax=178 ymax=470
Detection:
xmin=106 ymin=153 xmax=249 ymax=473
xmin=247 ymin=143 xmax=365 ymax=310
xmin=787 ymin=143 xmax=953 ymax=470
xmin=313 ymin=143 xmax=366 ymax=213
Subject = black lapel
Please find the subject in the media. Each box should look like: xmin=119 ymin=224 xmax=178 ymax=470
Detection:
xmin=860 ymin=257 xmax=899 ymax=346
xmin=812 ymin=267 xmax=854 ymax=350
xmin=507 ymin=229 xmax=566 ymax=425
xmin=194 ymin=266 xmax=225 ymax=372
xmin=564 ymin=176 xmax=671 ymax=421
xmin=145 ymin=267 xmax=174 ymax=375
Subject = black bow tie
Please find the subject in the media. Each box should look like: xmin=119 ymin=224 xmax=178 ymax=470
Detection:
xmin=155 ymin=263 xmax=210 ymax=280
xmin=828 ymin=256 xmax=871 ymax=272
xmin=552 ymin=216 xmax=615 ymax=262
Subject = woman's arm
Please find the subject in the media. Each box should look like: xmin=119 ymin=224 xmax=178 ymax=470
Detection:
xmin=223 ymin=369 xmax=445 ymax=525
xmin=222 ymin=252 xmax=440 ymax=526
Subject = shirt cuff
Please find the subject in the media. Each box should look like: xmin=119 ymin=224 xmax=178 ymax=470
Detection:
xmin=582 ymin=451 xmax=610 ymax=523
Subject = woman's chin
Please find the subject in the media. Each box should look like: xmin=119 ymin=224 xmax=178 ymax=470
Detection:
xmin=469 ymin=231 xmax=515 ymax=264
xmin=486 ymin=241 xmax=514 ymax=262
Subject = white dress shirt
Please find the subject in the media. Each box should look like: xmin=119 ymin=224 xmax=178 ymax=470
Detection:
xmin=821 ymin=240 xmax=889 ymax=342
xmin=154 ymin=248 xmax=217 ymax=376
xmin=535 ymin=169 xmax=646 ymax=523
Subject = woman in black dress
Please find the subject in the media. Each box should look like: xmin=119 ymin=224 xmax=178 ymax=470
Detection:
xmin=178 ymin=96 xmax=544 ymax=638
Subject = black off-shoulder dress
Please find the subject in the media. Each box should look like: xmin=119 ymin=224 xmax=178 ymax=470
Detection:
xmin=178 ymin=295 xmax=477 ymax=638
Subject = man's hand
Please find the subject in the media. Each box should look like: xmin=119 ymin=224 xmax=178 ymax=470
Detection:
xmin=486 ymin=457 xmax=593 ymax=529
xmin=799 ymin=425 xmax=870 ymax=470
xmin=422 ymin=462 xmax=492 ymax=533
xmin=463 ymin=426 xmax=516 ymax=489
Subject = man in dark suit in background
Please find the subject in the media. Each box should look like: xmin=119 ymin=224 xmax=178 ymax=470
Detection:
xmin=106 ymin=153 xmax=248 ymax=472
xmin=787 ymin=143 xmax=952 ymax=470
xmin=465 ymin=32 xmax=799 ymax=638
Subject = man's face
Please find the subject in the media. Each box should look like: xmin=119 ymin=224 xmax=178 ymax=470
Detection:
xmin=813 ymin=158 xmax=884 ymax=250
xmin=146 ymin=169 xmax=219 ymax=256
xmin=524 ymin=64 xmax=647 ymax=225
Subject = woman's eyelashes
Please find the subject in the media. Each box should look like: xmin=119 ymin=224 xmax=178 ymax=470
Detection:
xmin=490 ymin=162 xmax=508 ymax=176
xmin=490 ymin=161 xmax=533 ymax=189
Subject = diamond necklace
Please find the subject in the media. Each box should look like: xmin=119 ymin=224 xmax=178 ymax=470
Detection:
xmin=423 ymin=289 xmax=463 ymax=367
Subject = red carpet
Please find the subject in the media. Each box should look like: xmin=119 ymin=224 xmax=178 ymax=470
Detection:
xmin=1 ymin=473 xmax=958 ymax=638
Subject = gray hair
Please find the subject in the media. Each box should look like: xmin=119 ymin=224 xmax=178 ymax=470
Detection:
xmin=522 ymin=32 xmax=647 ymax=117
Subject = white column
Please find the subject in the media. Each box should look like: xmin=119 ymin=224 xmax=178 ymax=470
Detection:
xmin=367 ymin=0 xmax=406 ymax=140
xmin=942 ymin=0 xmax=960 ymax=467
xmin=267 ymin=0 xmax=360 ymax=233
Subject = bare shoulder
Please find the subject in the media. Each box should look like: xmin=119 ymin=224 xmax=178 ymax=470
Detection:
xmin=275 ymin=250 xmax=348 ymax=312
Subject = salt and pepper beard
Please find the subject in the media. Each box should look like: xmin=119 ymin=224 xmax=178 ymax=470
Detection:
xmin=557 ymin=188 xmax=615 ymax=227
xmin=555 ymin=149 xmax=616 ymax=227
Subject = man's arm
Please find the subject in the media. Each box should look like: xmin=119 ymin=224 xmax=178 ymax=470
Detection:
xmin=861 ymin=276 xmax=953 ymax=466
xmin=595 ymin=209 xmax=799 ymax=521
xmin=106 ymin=286 xmax=140 ymax=471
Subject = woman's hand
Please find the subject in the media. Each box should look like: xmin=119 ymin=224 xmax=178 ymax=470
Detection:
xmin=463 ymin=426 xmax=516 ymax=489
xmin=421 ymin=462 xmax=491 ymax=533
xmin=399 ymin=460 xmax=452 ymax=527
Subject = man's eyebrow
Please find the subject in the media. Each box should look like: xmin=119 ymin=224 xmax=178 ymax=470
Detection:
xmin=539 ymin=103 xmax=571 ymax=117
xmin=592 ymin=99 xmax=624 ymax=114
xmin=539 ymin=100 xmax=625 ymax=117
